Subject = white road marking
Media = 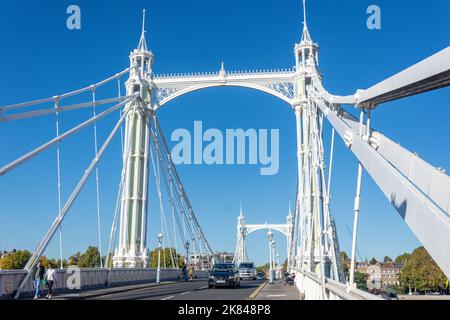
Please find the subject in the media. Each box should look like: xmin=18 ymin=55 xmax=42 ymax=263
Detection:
xmin=180 ymin=291 xmax=191 ymax=295
xmin=161 ymin=296 xmax=174 ymax=300
xmin=199 ymin=286 xmax=208 ymax=289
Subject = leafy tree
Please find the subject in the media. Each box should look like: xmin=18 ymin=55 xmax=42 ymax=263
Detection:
xmin=78 ymin=246 xmax=102 ymax=268
xmin=0 ymin=250 xmax=31 ymax=270
xmin=354 ymin=271 xmax=368 ymax=291
xmin=394 ymin=252 xmax=410 ymax=266
xmin=399 ymin=246 xmax=446 ymax=293
xmin=340 ymin=251 xmax=350 ymax=280
xmin=383 ymin=256 xmax=393 ymax=263
xmin=68 ymin=251 xmax=81 ymax=266
xmin=369 ymin=257 xmax=378 ymax=265
xmin=256 ymin=263 xmax=269 ymax=274
xmin=149 ymin=247 xmax=184 ymax=268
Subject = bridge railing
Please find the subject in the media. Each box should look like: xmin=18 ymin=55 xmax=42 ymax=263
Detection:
xmin=295 ymin=270 xmax=383 ymax=300
xmin=0 ymin=268 xmax=209 ymax=299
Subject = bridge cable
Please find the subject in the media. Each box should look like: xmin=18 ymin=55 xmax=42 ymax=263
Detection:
xmin=105 ymin=108 xmax=136 ymax=279
xmin=14 ymin=104 xmax=132 ymax=298
xmin=0 ymin=99 xmax=132 ymax=177
xmin=150 ymin=119 xmax=209 ymax=267
xmin=149 ymin=130 xmax=177 ymax=269
xmin=349 ymin=110 xmax=369 ymax=288
xmin=54 ymin=99 xmax=64 ymax=269
xmin=154 ymin=116 xmax=215 ymax=258
xmin=91 ymin=89 xmax=103 ymax=268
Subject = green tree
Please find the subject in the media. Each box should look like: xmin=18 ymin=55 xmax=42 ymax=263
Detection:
xmin=340 ymin=251 xmax=350 ymax=280
xmin=78 ymin=246 xmax=102 ymax=268
xmin=0 ymin=250 xmax=31 ymax=270
xmin=68 ymin=251 xmax=81 ymax=266
xmin=256 ymin=263 xmax=269 ymax=274
xmin=399 ymin=246 xmax=446 ymax=293
xmin=354 ymin=271 xmax=368 ymax=291
xmin=394 ymin=252 xmax=410 ymax=266
xmin=149 ymin=247 xmax=184 ymax=268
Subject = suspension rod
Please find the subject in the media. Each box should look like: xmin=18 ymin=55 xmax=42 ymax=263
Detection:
xmin=0 ymin=95 xmax=136 ymax=122
xmin=14 ymin=106 xmax=131 ymax=299
xmin=0 ymin=66 xmax=136 ymax=112
xmin=0 ymin=99 xmax=131 ymax=177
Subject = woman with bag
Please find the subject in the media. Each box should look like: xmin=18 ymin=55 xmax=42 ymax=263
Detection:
xmin=45 ymin=263 xmax=57 ymax=299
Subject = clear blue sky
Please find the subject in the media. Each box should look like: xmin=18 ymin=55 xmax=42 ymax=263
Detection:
xmin=0 ymin=0 xmax=449 ymax=266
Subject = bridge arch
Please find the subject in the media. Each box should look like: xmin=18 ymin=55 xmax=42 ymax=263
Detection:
xmin=153 ymin=81 xmax=294 ymax=110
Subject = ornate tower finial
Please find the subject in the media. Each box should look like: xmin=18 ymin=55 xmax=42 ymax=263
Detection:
xmin=300 ymin=0 xmax=312 ymax=44
xmin=303 ymin=0 xmax=307 ymax=28
xmin=137 ymin=9 xmax=148 ymax=51
xmin=239 ymin=201 xmax=243 ymax=217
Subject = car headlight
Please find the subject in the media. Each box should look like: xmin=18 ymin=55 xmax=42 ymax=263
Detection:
xmin=209 ymin=276 xmax=214 ymax=279
xmin=229 ymin=276 xmax=235 ymax=279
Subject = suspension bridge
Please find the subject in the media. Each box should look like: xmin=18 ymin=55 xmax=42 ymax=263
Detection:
xmin=0 ymin=1 xmax=449 ymax=300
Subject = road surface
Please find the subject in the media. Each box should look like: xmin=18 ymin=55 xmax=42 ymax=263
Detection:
xmin=86 ymin=279 xmax=265 ymax=300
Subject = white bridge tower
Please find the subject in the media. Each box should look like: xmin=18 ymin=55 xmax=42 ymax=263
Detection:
xmin=113 ymin=11 xmax=154 ymax=268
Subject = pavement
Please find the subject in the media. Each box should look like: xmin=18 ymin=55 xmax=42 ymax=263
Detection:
xmin=254 ymin=279 xmax=300 ymax=300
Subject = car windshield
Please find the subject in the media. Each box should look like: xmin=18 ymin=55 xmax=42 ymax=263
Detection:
xmin=239 ymin=263 xmax=253 ymax=269
xmin=213 ymin=264 xmax=234 ymax=272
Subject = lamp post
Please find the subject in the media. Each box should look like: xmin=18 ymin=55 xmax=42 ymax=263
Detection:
xmin=267 ymin=231 xmax=274 ymax=284
xmin=156 ymin=233 xmax=163 ymax=284
xmin=276 ymin=253 xmax=280 ymax=279
xmin=184 ymin=240 xmax=190 ymax=267
xmin=271 ymin=240 xmax=276 ymax=280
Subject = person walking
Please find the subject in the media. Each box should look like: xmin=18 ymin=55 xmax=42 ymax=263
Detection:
xmin=45 ymin=263 xmax=57 ymax=299
xmin=182 ymin=264 xmax=188 ymax=281
xmin=189 ymin=265 xmax=194 ymax=280
xmin=33 ymin=261 xmax=45 ymax=299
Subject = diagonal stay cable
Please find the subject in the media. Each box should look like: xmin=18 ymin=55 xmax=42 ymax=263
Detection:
xmin=0 ymin=98 xmax=132 ymax=177
xmin=14 ymin=103 xmax=132 ymax=299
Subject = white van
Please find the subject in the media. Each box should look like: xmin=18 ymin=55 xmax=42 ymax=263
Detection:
xmin=238 ymin=262 xmax=257 ymax=280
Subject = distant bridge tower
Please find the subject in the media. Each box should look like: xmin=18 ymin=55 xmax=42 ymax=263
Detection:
xmin=234 ymin=204 xmax=294 ymax=265
xmin=233 ymin=204 xmax=248 ymax=264
xmin=113 ymin=11 xmax=154 ymax=268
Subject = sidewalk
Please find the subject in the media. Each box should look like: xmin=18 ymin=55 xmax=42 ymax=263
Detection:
xmin=24 ymin=280 xmax=179 ymax=300
xmin=254 ymin=279 xmax=300 ymax=300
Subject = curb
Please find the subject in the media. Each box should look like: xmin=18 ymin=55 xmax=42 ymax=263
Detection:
xmin=248 ymin=281 xmax=268 ymax=300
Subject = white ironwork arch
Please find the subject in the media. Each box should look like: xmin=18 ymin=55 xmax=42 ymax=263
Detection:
xmin=152 ymin=68 xmax=296 ymax=110
xmin=153 ymin=82 xmax=294 ymax=109
xmin=246 ymin=223 xmax=290 ymax=236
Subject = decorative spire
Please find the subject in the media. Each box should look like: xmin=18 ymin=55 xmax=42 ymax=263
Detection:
xmin=137 ymin=9 xmax=148 ymax=51
xmin=288 ymin=201 xmax=292 ymax=217
xmin=239 ymin=201 xmax=243 ymax=217
xmin=219 ymin=61 xmax=226 ymax=77
xmin=300 ymin=0 xmax=312 ymax=44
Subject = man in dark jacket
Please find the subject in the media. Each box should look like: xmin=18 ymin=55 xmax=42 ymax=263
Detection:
xmin=33 ymin=261 xmax=45 ymax=299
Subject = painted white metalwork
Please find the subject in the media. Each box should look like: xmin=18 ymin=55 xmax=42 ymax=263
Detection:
xmin=233 ymin=205 xmax=294 ymax=265
xmin=2 ymin=0 xmax=449 ymax=301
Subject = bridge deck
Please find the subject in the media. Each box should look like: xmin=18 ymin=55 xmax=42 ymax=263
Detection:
xmin=253 ymin=279 xmax=300 ymax=300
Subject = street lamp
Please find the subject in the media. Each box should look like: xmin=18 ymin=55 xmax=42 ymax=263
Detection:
xmin=267 ymin=231 xmax=274 ymax=284
xmin=271 ymin=240 xmax=276 ymax=280
xmin=156 ymin=233 xmax=163 ymax=284
xmin=184 ymin=240 xmax=190 ymax=266
xmin=276 ymin=253 xmax=280 ymax=279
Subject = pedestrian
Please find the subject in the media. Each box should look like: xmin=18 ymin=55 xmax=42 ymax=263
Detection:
xmin=182 ymin=264 xmax=188 ymax=281
xmin=189 ymin=265 xmax=194 ymax=280
xmin=45 ymin=263 xmax=57 ymax=299
xmin=33 ymin=261 xmax=45 ymax=299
